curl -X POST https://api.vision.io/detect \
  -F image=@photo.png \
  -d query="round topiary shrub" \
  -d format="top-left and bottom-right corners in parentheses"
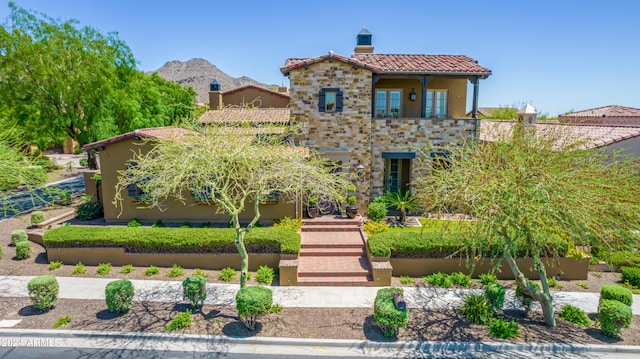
top-left (105, 279), bottom-right (134, 313)
top-left (373, 287), bottom-right (409, 337)
top-left (10, 229), bottom-right (28, 246)
top-left (367, 202), bottom-right (388, 221)
top-left (31, 211), bottom-right (45, 225)
top-left (598, 299), bottom-right (632, 337)
top-left (235, 286), bottom-right (273, 330)
top-left (15, 240), bottom-right (32, 259)
top-left (27, 275), bottom-right (59, 311)
top-left (600, 284), bottom-right (633, 307)
top-left (621, 266), bottom-right (640, 288)
top-left (484, 283), bottom-right (506, 310)
top-left (182, 275), bottom-right (207, 309)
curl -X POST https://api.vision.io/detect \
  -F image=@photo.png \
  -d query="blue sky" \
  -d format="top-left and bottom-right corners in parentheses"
top-left (2, 0), bottom-right (639, 116)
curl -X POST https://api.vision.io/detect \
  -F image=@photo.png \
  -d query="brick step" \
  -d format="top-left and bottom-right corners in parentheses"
top-left (298, 256), bottom-right (371, 277)
top-left (301, 225), bottom-right (360, 232)
top-left (297, 275), bottom-right (374, 287)
top-left (300, 247), bottom-right (365, 256)
top-left (301, 232), bottom-right (364, 246)
top-left (302, 217), bottom-right (361, 226)
top-left (301, 242), bottom-right (365, 250)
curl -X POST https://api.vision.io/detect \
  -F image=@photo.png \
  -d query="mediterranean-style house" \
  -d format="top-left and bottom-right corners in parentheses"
top-left (281, 28), bottom-right (491, 210)
top-left (84, 28), bottom-right (492, 221)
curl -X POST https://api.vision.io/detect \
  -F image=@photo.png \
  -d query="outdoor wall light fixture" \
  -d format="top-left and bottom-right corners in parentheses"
top-left (356, 163), bottom-right (365, 181)
top-left (409, 88), bottom-right (417, 102)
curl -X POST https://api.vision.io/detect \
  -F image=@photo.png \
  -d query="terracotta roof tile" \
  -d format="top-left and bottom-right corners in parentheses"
top-left (353, 54), bottom-right (491, 76)
top-left (281, 53), bottom-right (381, 75)
top-left (560, 105), bottom-right (640, 118)
top-left (480, 120), bottom-right (640, 150)
top-left (197, 107), bottom-right (291, 125)
top-left (83, 127), bottom-right (194, 150)
top-left (223, 84), bottom-right (289, 99)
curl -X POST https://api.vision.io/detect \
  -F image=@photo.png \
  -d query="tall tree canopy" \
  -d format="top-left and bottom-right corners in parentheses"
top-left (0, 2), bottom-right (196, 148)
top-left (417, 123), bottom-right (640, 327)
top-left (114, 124), bottom-right (350, 288)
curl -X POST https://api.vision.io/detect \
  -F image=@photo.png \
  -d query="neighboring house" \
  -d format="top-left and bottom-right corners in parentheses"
top-left (281, 28), bottom-right (491, 208)
top-left (480, 105), bottom-right (640, 158)
top-left (558, 105), bottom-right (640, 127)
top-left (208, 82), bottom-right (289, 109)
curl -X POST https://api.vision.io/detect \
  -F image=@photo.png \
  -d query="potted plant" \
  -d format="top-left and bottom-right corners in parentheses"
top-left (307, 195), bottom-right (318, 218)
top-left (345, 184), bottom-right (357, 218)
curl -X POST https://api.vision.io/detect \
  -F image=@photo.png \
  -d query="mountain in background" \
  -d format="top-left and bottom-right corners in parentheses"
top-left (150, 58), bottom-right (269, 104)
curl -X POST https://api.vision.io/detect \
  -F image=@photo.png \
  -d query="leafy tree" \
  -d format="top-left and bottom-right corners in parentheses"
top-left (114, 124), bottom-right (349, 288)
top-left (0, 3), bottom-right (196, 147)
top-left (416, 122), bottom-right (640, 327)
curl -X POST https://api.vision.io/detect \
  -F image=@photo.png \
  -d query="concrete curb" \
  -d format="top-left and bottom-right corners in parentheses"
top-left (2, 329), bottom-right (640, 355)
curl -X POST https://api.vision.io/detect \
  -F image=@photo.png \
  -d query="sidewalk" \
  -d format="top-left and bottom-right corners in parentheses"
top-left (2, 275), bottom-right (640, 314)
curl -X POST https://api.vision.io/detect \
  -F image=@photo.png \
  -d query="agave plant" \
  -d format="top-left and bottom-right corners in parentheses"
top-left (383, 190), bottom-right (420, 223)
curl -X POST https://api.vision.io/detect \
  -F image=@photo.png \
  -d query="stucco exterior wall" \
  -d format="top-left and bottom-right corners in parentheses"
top-left (288, 60), bottom-right (373, 209)
top-left (97, 138), bottom-right (296, 223)
top-left (223, 87), bottom-right (289, 108)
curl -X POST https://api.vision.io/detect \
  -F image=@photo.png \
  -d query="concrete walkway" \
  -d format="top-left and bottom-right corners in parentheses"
top-left (2, 275), bottom-right (640, 314)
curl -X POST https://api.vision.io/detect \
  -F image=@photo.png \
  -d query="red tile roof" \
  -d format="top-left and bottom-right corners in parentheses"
top-left (197, 107), bottom-right (291, 125)
top-left (560, 105), bottom-right (640, 118)
top-left (281, 53), bottom-right (382, 75)
top-left (558, 106), bottom-right (640, 127)
top-left (353, 54), bottom-right (491, 76)
top-left (223, 84), bottom-right (290, 99)
top-left (83, 127), bottom-right (194, 150)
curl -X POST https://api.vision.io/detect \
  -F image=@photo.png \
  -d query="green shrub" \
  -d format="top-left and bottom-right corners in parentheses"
top-left (363, 220), bottom-right (390, 237)
top-left (97, 263), bottom-right (112, 276)
top-left (31, 211), bottom-right (45, 225)
top-left (600, 284), bottom-right (633, 307)
top-left (367, 227), bottom-right (570, 257)
top-left (167, 264), bottom-right (185, 278)
top-left (35, 156), bottom-right (58, 171)
top-left (76, 202), bottom-right (103, 220)
top-left (460, 293), bottom-right (493, 325)
top-left (268, 304), bottom-right (283, 314)
top-left (52, 189), bottom-right (72, 206)
top-left (479, 273), bottom-right (498, 286)
top-left (79, 158), bottom-right (88, 167)
top-left (182, 275), bottom-right (207, 309)
top-left (399, 276), bottom-right (415, 285)
top-left (515, 281), bottom-right (540, 313)
top-left (105, 279), bottom-right (134, 313)
top-left (165, 309), bottom-right (193, 332)
top-left (200, 222), bottom-right (211, 228)
top-left (48, 261), bottom-right (63, 271)
top-left (193, 268), bottom-right (207, 277)
top-left (598, 299), bottom-right (632, 336)
top-left (144, 265), bottom-right (159, 277)
top-left (484, 283), bottom-right (505, 310)
top-left (488, 319), bottom-right (520, 339)
top-left (151, 220), bottom-right (164, 228)
top-left (424, 272), bottom-right (452, 288)
top-left (72, 262), bottom-right (87, 275)
top-left (10, 230), bottom-right (28, 245)
top-left (43, 226), bottom-right (301, 254)
top-left (120, 264), bottom-right (135, 274)
top-left (16, 240), bottom-right (32, 259)
top-left (621, 266), bottom-right (640, 288)
top-left (127, 219), bottom-right (142, 227)
top-left (219, 267), bottom-right (237, 282)
top-left (608, 251), bottom-right (640, 268)
top-left (559, 304), bottom-right (591, 326)
top-left (272, 216), bottom-right (303, 231)
top-left (27, 275), bottom-right (59, 311)
top-left (366, 202), bottom-right (388, 221)
top-left (53, 316), bottom-right (72, 328)
top-left (236, 286), bottom-right (273, 330)
top-left (450, 272), bottom-right (471, 287)
top-left (180, 222), bottom-right (192, 228)
top-left (255, 265), bottom-right (275, 285)
top-left (373, 287), bottom-right (409, 337)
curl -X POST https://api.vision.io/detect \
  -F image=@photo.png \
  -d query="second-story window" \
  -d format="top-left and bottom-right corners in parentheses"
top-left (318, 88), bottom-right (343, 113)
top-left (375, 89), bottom-right (402, 118)
top-left (425, 90), bottom-right (448, 118)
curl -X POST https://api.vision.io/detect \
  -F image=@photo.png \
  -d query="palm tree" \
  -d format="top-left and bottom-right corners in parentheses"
top-left (383, 190), bottom-right (420, 223)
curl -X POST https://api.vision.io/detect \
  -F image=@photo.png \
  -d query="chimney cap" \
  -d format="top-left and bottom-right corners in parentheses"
top-left (210, 79), bottom-right (221, 92)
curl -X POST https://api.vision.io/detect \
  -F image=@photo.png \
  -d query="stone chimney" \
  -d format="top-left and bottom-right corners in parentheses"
top-left (208, 79), bottom-right (223, 110)
top-left (354, 28), bottom-right (374, 54)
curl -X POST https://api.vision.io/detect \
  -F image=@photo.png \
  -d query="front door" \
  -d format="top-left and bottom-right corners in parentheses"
top-left (383, 158), bottom-right (411, 194)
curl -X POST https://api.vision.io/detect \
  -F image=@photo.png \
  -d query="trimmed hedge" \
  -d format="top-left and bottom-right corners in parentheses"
top-left (621, 266), bottom-right (640, 288)
top-left (27, 275), bottom-right (59, 311)
top-left (16, 240), bottom-right (32, 259)
top-left (374, 287), bottom-right (409, 337)
top-left (11, 230), bottom-right (28, 245)
top-left (600, 284), bottom-right (633, 307)
top-left (105, 279), bottom-right (134, 313)
top-left (43, 226), bottom-right (301, 254)
top-left (367, 230), bottom-right (570, 258)
top-left (236, 286), bottom-right (273, 331)
top-left (182, 275), bottom-right (207, 308)
top-left (598, 299), bottom-right (632, 337)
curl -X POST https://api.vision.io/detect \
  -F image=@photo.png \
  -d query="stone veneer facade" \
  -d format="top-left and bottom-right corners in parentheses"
top-left (288, 59), bottom-right (476, 210)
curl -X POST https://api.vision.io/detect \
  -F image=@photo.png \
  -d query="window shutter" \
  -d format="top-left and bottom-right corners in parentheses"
top-left (127, 184), bottom-right (137, 196)
top-left (336, 90), bottom-right (343, 112)
top-left (318, 91), bottom-right (326, 112)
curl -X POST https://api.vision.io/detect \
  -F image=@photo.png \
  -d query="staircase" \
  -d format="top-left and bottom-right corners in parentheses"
top-left (297, 216), bottom-right (373, 286)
